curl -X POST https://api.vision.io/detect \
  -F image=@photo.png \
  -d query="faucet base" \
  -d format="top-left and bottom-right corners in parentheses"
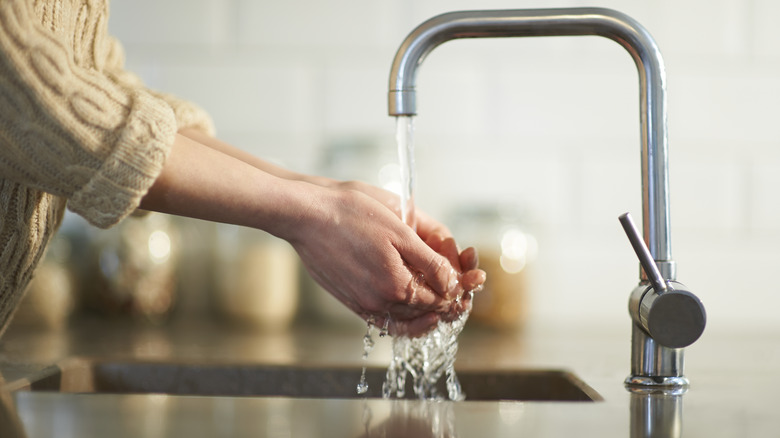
top-left (624, 375), bottom-right (689, 395)
top-left (628, 322), bottom-right (689, 392)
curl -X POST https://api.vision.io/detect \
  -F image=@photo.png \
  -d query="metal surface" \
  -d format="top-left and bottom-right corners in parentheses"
top-left (2, 320), bottom-right (779, 437)
top-left (621, 215), bottom-right (706, 351)
top-left (619, 213), bottom-right (668, 294)
top-left (387, 8), bottom-right (705, 388)
top-left (388, 7), bottom-right (671, 262)
top-left (630, 391), bottom-right (684, 438)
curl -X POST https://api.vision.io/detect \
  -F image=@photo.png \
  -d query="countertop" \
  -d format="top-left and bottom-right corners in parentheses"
top-left (0, 317), bottom-right (777, 437)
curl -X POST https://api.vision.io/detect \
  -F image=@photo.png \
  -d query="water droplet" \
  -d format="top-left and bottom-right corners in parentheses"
top-left (356, 376), bottom-right (369, 395)
top-left (379, 315), bottom-right (390, 337)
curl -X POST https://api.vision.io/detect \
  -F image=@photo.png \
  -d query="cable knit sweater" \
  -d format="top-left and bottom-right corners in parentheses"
top-left (0, 0), bottom-right (214, 335)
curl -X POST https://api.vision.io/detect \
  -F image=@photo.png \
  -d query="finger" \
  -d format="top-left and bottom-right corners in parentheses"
top-left (389, 273), bottom-right (451, 316)
top-left (425, 232), bottom-right (446, 254)
top-left (395, 235), bottom-right (459, 300)
top-left (459, 246), bottom-right (479, 272)
top-left (439, 237), bottom-right (462, 272)
top-left (415, 210), bottom-right (453, 240)
top-left (461, 269), bottom-right (486, 293)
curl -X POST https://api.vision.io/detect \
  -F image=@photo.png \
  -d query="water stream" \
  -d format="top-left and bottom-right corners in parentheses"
top-left (356, 116), bottom-right (473, 401)
top-left (396, 116), bottom-right (417, 230)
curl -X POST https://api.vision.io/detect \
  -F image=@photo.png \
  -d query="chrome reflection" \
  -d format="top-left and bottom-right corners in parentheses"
top-left (630, 388), bottom-right (685, 438)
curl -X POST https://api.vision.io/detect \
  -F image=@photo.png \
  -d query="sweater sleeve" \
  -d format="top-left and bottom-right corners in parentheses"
top-left (0, 0), bottom-right (177, 229)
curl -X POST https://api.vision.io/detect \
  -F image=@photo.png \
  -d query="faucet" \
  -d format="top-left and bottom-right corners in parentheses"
top-left (387, 8), bottom-right (706, 390)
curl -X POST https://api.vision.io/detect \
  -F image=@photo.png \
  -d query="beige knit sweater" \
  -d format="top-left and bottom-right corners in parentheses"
top-left (0, 0), bottom-right (214, 336)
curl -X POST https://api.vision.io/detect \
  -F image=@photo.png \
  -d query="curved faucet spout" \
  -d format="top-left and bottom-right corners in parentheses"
top-left (387, 8), bottom-right (707, 389)
top-left (388, 7), bottom-right (672, 270)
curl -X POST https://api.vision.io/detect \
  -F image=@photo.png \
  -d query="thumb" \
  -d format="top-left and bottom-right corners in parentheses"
top-left (395, 232), bottom-right (460, 300)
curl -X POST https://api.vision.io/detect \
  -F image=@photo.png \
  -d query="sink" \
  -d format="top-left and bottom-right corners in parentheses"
top-left (12, 358), bottom-right (601, 402)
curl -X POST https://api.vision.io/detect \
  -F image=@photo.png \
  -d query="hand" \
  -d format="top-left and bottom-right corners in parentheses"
top-left (330, 181), bottom-right (486, 331)
top-left (289, 187), bottom-right (465, 336)
top-left (425, 232), bottom-right (485, 321)
top-left (333, 180), bottom-right (452, 240)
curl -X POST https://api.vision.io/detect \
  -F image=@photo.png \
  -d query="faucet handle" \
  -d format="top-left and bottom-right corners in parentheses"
top-left (620, 212), bottom-right (706, 349)
top-left (618, 212), bottom-right (668, 291)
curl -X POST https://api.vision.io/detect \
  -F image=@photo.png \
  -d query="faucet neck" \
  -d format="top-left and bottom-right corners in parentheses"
top-left (388, 8), bottom-right (702, 388)
top-left (388, 7), bottom-right (672, 263)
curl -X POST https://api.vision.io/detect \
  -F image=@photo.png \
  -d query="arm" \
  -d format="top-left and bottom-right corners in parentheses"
top-left (178, 128), bottom-right (455, 245)
top-left (140, 134), bottom-right (484, 336)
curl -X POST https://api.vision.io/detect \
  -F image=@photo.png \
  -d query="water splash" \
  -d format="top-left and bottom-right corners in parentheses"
top-left (381, 292), bottom-right (473, 401)
top-left (357, 320), bottom-right (376, 395)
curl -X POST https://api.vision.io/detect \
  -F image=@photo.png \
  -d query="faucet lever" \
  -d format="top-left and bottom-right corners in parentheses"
top-left (620, 212), bottom-right (706, 350)
top-left (619, 212), bottom-right (668, 292)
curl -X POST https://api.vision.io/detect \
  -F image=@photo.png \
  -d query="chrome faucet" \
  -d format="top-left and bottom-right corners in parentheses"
top-left (387, 8), bottom-right (706, 390)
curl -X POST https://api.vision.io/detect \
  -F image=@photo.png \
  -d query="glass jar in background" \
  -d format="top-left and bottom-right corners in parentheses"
top-left (11, 231), bottom-right (76, 330)
top-left (449, 204), bottom-right (537, 331)
top-left (212, 224), bottom-right (299, 330)
top-left (82, 211), bottom-right (180, 323)
top-left (298, 265), bottom-right (364, 330)
top-left (171, 217), bottom-right (217, 321)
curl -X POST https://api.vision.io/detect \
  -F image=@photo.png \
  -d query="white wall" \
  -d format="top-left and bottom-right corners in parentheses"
top-left (108, 0), bottom-right (780, 332)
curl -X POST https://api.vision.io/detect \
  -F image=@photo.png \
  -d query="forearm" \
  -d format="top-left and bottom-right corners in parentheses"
top-left (178, 128), bottom-right (335, 187)
top-left (178, 129), bottom-right (454, 240)
top-left (139, 133), bottom-right (323, 241)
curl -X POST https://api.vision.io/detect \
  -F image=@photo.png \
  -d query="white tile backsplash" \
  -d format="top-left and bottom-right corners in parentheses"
top-left (235, 0), bottom-right (402, 49)
top-left (110, 0), bottom-right (234, 46)
top-left (752, 0), bottom-right (780, 58)
top-left (748, 161), bottom-right (780, 232)
top-left (109, 0), bottom-right (780, 328)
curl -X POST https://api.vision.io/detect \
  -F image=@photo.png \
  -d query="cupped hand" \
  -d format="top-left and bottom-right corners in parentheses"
top-left (289, 187), bottom-right (463, 335)
top-left (310, 182), bottom-right (486, 337)
top-left (334, 180), bottom-right (486, 294)
top-left (424, 233), bottom-right (486, 321)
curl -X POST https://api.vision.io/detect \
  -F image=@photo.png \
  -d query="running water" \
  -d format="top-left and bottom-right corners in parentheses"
top-left (396, 116), bottom-right (416, 230)
top-left (354, 116), bottom-right (474, 401)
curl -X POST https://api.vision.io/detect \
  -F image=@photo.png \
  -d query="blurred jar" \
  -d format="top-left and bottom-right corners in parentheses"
top-left (171, 218), bottom-right (217, 320)
top-left (12, 232), bottom-right (75, 330)
top-left (450, 204), bottom-right (537, 331)
top-left (212, 224), bottom-right (299, 330)
top-left (83, 211), bottom-right (180, 323)
top-left (298, 264), bottom-right (364, 329)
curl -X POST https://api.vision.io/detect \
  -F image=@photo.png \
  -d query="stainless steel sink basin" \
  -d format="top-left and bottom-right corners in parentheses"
top-left (14, 358), bottom-right (601, 402)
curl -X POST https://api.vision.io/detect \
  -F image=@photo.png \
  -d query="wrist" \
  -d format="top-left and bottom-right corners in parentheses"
top-left (260, 180), bottom-right (334, 243)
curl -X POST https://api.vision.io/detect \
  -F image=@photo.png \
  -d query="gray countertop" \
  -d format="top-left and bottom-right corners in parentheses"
top-left (0, 317), bottom-right (777, 437)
